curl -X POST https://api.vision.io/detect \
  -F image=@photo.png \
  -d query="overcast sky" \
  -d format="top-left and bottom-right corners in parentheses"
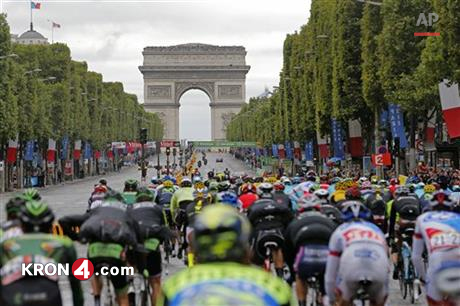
top-left (3, 0), bottom-right (311, 140)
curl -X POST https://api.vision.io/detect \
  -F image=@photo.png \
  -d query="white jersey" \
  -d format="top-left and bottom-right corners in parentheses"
top-left (328, 221), bottom-right (387, 255)
top-left (412, 211), bottom-right (460, 302)
top-left (413, 211), bottom-right (460, 254)
top-left (325, 221), bottom-right (389, 303)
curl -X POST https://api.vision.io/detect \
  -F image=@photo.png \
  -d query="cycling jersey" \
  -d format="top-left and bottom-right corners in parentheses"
top-left (129, 201), bottom-right (166, 240)
top-left (158, 262), bottom-right (292, 306)
top-left (388, 195), bottom-right (421, 239)
top-left (325, 221), bottom-right (389, 304)
top-left (0, 233), bottom-right (83, 306)
top-left (156, 190), bottom-right (174, 207)
top-left (0, 220), bottom-right (23, 243)
top-left (122, 191), bottom-right (137, 205)
top-left (170, 187), bottom-right (194, 218)
top-left (239, 193), bottom-right (259, 210)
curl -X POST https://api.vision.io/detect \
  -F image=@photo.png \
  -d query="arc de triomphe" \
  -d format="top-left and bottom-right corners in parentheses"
top-left (139, 43), bottom-right (250, 140)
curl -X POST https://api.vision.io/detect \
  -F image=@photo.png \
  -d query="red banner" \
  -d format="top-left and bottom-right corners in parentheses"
top-left (319, 144), bottom-right (329, 158)
top-left (348, 137), bottom-right (363, 157)
top-left (47, 150), bottom-right (56, 162)
top-left (73, 149), bottom-right (81, 160)
top-left (6, 147), bottom-right (17, 164)
top-left (371, 153), bottom-right (392, 166)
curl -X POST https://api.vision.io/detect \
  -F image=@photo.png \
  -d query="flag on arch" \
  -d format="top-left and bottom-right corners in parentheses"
top-left (31, 2), bottom-right (41, 9)
top-left (439, 80), bottom-right (460, 139)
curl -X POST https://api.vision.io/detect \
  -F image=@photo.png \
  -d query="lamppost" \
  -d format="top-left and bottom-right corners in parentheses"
top-left (0, 53), bottom-right (18, 60)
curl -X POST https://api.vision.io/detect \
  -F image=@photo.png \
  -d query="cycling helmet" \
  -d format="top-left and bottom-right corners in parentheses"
top-left (241, 183), bottom-right (256, 194)
top-left (378, 180), bottom-right (389, 187)
top-left (99, 178), bottom-right (108, 186)
top-left (314, 188), bottom-right (329, 200)
top-left (265, 176), bottom-right (277, 184)
top-left (390, 178), bottom-right (399, 185)
top-left (208, 181), bottom-right (219, 193)
top-left (19, 201), bottom-right (55, 233)
top-left (181, 177), bottom-right (192, 188)
top-left (292, 176), bottom-right (302, 184)
top-left (6, 196), bottom-right (26, 218)
top-left (136, 187), bottom-right (154, 202)
top-left (452, 185), bottom-right (460, 192)
top-left (192, 205), bottom-right (251, 263)
top-left (423, 184), bottom-right (435, 194)
top-left (163, 180), bottom-right (174, 188)
top-left (124, 179), bottom-right (139, 192)
top-left (340, 200), bottom-right (372, 222)
top-left (93, 184), bottom-right (108, 194)
top-left (218, 181), bottom-right (231, 192)
top-left (104, 190), bottom-right (125, 203)
top-left (282, 178), bottom-right (292, 186)
top-left (192, 176), bottom-right (202, 184)
top-left (273, 182), bottom-right (285, 192)
top-left (358, 177), bottom-right (368, 183)
top-left (428, 190), bottom-right (454, 211)
top-left (321, 204), bottom-right (342, 224)
top-left (361, 181), bottom-right (372, 190)
top-left (218, 192), bottom-right (239, 208)
top-left (297, 194), bottom-right (321, 213)
top-left (345, 187), bottom-right (362, 201)
top-left (22, 188), bottom-right (41, 201)
top-left (257, 182), bottom-right (273, 195)
top-left (306, 171), bottom-right (316, 182)
top-left (151, 177), bottom-right (161, 185)
top-left (394, 186), bottom-right (410, 198)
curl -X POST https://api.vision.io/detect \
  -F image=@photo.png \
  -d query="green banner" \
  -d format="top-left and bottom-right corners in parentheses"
top-left (189, 141), bottom-right (257, 148)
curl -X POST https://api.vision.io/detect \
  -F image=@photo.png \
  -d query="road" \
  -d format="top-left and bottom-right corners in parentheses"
top-left (0, 153), bottom-right (427, 305)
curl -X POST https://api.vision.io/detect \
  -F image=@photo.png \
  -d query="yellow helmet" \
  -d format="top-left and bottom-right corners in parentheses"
top-left (424, 184), bottom-right (435, 194)
top-left (265, 176), bottom-right (278, 184)
top-left (163, 180), bottom-right (174, 188)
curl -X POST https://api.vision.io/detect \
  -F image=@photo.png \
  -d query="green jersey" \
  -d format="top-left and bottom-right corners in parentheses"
top-left (122, 191), bottom-right (137, 205)
top-left (158, 262), bottom-right (292, 306)
top-left (170, 187), bottom-right (194, 217)
top-left (0, 233), bottom-right (83, 306)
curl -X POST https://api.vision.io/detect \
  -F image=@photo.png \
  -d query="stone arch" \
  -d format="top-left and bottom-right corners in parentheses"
top-left (140, 43), bottom-right (250, 140)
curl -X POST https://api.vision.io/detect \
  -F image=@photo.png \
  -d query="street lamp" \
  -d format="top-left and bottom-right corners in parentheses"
top-left (356, 0), bottom-right (382, 6)
top-left (24, 68), bottom-right (42, 75)
top-left (39, 76), bottom-right (56, 82)
top-left (0, 53), bottom-right (18, 60)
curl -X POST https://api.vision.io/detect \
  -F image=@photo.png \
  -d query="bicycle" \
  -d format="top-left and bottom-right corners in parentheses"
top-left (94, 263), bottom-right (116, 306)
top-left (128, 270), bottom-right (150, 306)
top-left (397, 227), bottom-right (421, 303)
top-left (353, 279), bottom-right (372, 306)
top-left (305, 275), bottom-right (323, 306)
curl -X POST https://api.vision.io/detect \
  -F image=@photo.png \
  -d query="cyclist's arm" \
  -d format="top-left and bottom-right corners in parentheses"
top-left (412, 220), bottom-right (426, 281)
top-left (170, 192), bottom-right (179, 217)
top-left (325, 231), bottom-right (342, 304)
top-left (58, 213), bottom-right (87, 240)
top-left (388, 201), bottom-right (397, 239)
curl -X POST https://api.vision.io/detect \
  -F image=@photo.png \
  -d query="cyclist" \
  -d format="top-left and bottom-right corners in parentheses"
top-left (155, 180), bottom-right (176, 207)
top-left (157, 205), bottom-right (293, 306)
top-left (325, 201), bottom-right (389, 306)
top-left (273, 182), bottom-right (292, 209)
top-left (130, 187), bottom-right (171, 305)
top-left (0, 201), bottom-right (83, 306)
top-left (21, 188), bottom-right (41, 201)
top-left (123, 179), bottom-right (139, 205)
top-left (387, 186), bottom-right (421, 279)
top-left (247, 196), bottom-right (293, 278)
top-left (257, 182), bottom-right (275, 199)
top-left (412, 190), bottom-right (460, 306)
top-left (88, 183), bottom-right (108, 210)
top-left (284, 195), bottom-right (338, 306)
top-left (239, 183), bottom-right (259, 211)
top-left (1, 196), bottom-right (25, 241)
top-left (60, 191), bottom-right (139, 306)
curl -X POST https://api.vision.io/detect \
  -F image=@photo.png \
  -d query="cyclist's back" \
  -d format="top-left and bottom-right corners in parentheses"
top-left (1, 201), bottom-right (83, 306)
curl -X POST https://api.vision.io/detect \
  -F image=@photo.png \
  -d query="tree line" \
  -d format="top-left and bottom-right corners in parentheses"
top-left (0, 14), bottom-right (163, 159)
top-left (226, 0), bottom-right (459, 153)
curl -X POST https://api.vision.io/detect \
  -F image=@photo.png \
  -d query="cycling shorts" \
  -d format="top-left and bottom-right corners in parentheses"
top-left (336, 243), bottom-right (389, 304)
top-left (1, 277), bottom-right (62, 306)
top-left (92, 258), bottom-right (129, 294)
top-left (294, 244), bottom-right (328, 282)
top-left (138, 250), bottom-right (162, 278)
